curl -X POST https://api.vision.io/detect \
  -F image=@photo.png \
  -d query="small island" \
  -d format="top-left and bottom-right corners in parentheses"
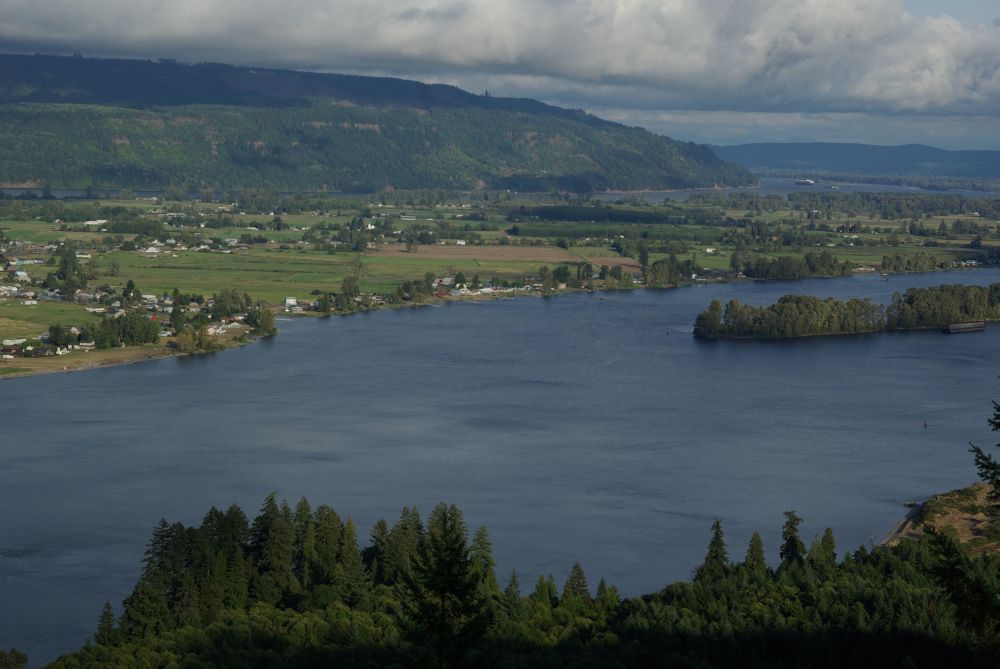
top-left (693, 283), bottom-right (1000, 339)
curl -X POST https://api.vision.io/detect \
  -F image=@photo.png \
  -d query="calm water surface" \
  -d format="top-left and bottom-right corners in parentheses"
top-left (592, 177), bottom-right (1000, 201)
top-left (3, 269), bottom-right (1000, 665)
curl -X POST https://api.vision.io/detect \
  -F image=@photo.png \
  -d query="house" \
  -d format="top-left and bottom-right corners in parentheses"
top-left (14, 271), bottom-right (29, 282)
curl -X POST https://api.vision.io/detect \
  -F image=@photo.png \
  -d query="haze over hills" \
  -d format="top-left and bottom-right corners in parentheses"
top-left (0, 53), bottom-right (753, 193)
top-left (713, 142), bottom-right (1000, 179)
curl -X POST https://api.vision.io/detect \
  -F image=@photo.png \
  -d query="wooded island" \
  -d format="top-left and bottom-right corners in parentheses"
top-left (694, 283), bottom-right (1000, 339)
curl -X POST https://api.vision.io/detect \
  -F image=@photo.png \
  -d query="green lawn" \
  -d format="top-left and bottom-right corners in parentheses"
top-left (0, 300), bottom-right (100, 339)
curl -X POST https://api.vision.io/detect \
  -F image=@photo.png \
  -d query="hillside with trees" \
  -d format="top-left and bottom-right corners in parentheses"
top-left (0, 53), bottom-right (753, 194)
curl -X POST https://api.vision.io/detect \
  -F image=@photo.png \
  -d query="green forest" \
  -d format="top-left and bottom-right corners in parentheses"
top-left (30, 492), bottom-right (1000, 668)
top-left (694, 283), bottom-right (1000, 339)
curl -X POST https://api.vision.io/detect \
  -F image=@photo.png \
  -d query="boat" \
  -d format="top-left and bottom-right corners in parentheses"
top-left (793, 179), bottom-right (816, 186)
top-left (942, 321), bottom-right (985, 334)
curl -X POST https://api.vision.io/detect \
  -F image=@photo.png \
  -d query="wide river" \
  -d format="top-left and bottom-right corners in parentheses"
top-left (3, 268), bottom-right (1000, 665)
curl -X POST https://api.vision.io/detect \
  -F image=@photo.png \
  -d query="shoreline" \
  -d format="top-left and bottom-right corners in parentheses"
top-left (2, 264), bottom-right (995, 382)
top-left (881, 482), bottom-right (999, 554)
top-left (0, 334), bottom-right (257, 382)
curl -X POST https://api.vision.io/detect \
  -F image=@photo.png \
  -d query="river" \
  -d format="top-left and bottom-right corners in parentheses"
top-left (3, 268), bottom-right (1000, 665)
top-left (590, 177), bottom-right (1000, 202)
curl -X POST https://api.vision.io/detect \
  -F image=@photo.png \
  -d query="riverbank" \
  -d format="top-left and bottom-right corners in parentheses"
top-left (0, 287), bottom-right (587, 381)
top-left (0, 330), bottom-right (255, 381)
top-left (1, 265), bottom-right (995, 381)
top-left (882, 482), bottom-right (1000, 555)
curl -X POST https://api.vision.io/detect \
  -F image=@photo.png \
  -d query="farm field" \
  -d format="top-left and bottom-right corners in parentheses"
top-left (2, 189), bottom-right (998, 378)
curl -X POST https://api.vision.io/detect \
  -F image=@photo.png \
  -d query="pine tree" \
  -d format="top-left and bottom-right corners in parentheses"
top-left (337, 518), bottom-right (371, 609)
top-left (386, 506), bottom-right (424, 584)
top-left (595, 578), bottom-right (620, 612)
top-left (292, 497), bottom-right (317, 591)
top-left (313, 505), bottom-right (343, 584)
top-left (402, 503), bottom-right (487, 668)
top-left (94, 601), bottom-right (118, 646)
top-left (744, 531), bottom-right (767, 574)
top-left (780, 511), bottom-right (806, 569)
top-left (363, 518), bottom-right (391, 584)
top-left (530, 574), bottom-right (559, 609)
top-left (500, 569), bottom-right (525, 621)
top-left (247, 493), bottom-right (296, 605)
top-left (119, 572), bottom-right (171, 640)
top-left (562, 562), bottom-right (592, 603)
top-left (470, 527), bottom-right (500, 599)
top-left (808, 528), bottom-right (837, 576)
top-left (142, 519), bottom-right (174, 576)
top-left (696, 518), bottom-right (729, 582)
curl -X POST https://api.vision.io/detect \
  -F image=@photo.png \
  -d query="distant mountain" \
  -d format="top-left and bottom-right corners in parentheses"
top-left (713, 142), bottom-right (1000, 179)
top-left (0, 53), bottom-right (753, 193)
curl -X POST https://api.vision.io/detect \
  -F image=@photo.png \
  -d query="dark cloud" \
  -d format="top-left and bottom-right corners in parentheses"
top-left (1, 0), bottom-right (997, 146)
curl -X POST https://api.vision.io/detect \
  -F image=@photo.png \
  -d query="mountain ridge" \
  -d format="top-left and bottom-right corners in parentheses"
top-left (0, 53), bottom-right (753, 193)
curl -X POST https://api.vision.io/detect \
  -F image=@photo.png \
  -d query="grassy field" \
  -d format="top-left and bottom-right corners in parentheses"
top-left (72, 243), bottom-right (585, 301)
top-left (0, 300), bottom-right (101, 339)
top-left (0, 220), bottom-right (113, 244)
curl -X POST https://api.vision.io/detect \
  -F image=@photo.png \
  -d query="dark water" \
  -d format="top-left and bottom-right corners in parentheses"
top-left (3, 269), bottom-right (1000, 665)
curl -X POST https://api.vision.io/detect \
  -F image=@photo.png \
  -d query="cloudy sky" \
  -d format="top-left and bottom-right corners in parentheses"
top-left (1, 0), bottom-right (998, 148)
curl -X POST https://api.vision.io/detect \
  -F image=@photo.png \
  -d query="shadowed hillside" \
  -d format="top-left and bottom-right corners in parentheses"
top-left (0, 53), bottom-right (753, 193)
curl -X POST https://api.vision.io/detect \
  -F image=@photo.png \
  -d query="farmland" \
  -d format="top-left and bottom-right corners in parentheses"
top-left (2, 188), bottom-right (998, 377)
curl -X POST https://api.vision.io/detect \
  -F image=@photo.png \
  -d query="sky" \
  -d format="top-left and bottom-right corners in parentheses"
top-left (0, 0), bottom-right (998, 149)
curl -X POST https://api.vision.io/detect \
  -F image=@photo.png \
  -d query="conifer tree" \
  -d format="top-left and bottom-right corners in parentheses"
top-left (531, 574), bottom-right (559, 609)
top-left (562, 562), bottom-right (592, 603)
top-left (808, 528), bottom-right (837, 576)
top-left (696, 518), bottom-right (729, 582)
top-left (500, 569), bottom-right (525, 621)
top-left (595, 578), bottom-right (620, 612)
top-left (402, 503), bottom-right (487, 668)
top-left (337, 519), bottom-right (371, 609)
top-left (313, 505), bottom-right (343, 584)
top-left (119, 572), bottom-right (171, 640)
top-left (386, 506), bottom-right (424, 584)
top-left (363, 518), bottom-right (391, 584)
top-left (94, 601), bottom-right (118, 646)
top-left (780, 511), bottom-right (806, 569)
top-left (744, 531), bottom-right (767, 574)
top-left (247, 494), bottom-right (296, 605)
top-left (292, 497), bottom-right (317, 591)
top-left (470, 526), bottom-right (500, 599)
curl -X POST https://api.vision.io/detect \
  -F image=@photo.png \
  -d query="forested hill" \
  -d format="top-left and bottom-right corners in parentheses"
top-left (713, 142), bottom-right (1000, 179)
top-left (0, 53), bottom-right (753, 193)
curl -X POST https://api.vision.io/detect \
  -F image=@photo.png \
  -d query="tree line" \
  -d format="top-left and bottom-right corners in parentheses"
top-left (36, 492), bottom-right (1000, 669)
top-left (694, 283), bottom-right (1000, 338)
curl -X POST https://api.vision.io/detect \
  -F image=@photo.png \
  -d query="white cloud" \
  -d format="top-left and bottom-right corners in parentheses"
top-left (1, 0), bottom-right (998, 141)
